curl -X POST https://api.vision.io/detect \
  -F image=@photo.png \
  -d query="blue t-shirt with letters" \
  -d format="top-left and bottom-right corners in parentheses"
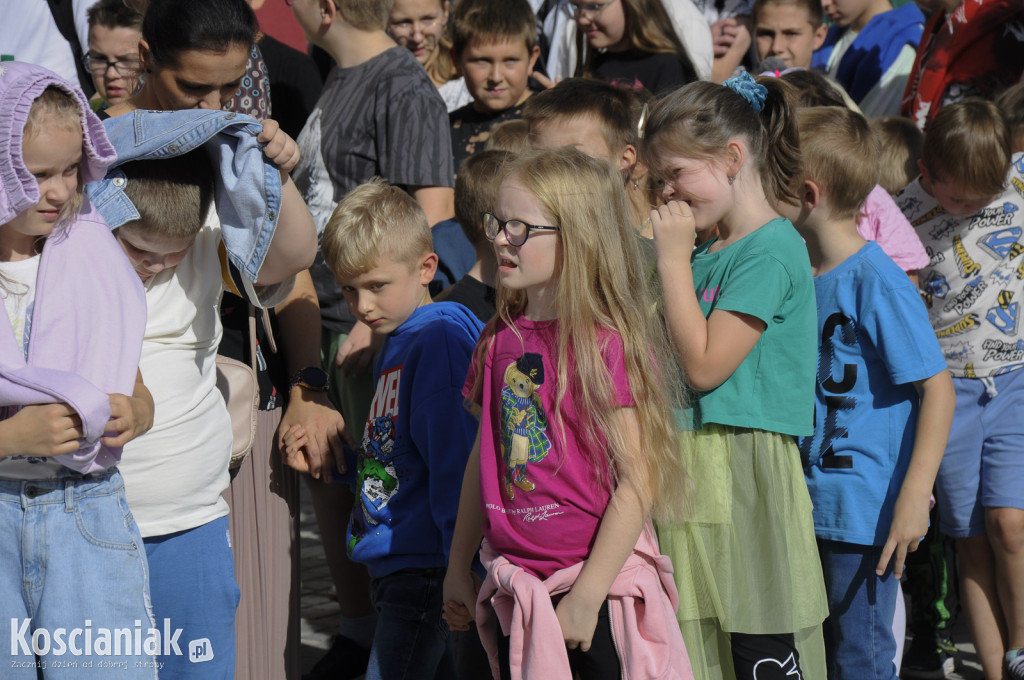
top-left (798, 241), bottom-right (947, 546)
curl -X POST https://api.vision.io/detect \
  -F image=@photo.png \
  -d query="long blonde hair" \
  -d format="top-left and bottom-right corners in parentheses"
top-left (472, 147), bottom-right (687, 521)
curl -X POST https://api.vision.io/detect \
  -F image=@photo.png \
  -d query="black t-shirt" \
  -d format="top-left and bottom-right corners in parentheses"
top-left (593, 49), bottom-right (696, 95)
top-left (437, 275), bottom-right (497, 325)
top-left (449, 99), bottom-right (528, 175)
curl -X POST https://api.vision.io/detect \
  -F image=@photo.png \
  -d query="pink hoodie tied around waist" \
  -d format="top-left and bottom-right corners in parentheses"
top-left (476, 522), bottom-right (693, 680)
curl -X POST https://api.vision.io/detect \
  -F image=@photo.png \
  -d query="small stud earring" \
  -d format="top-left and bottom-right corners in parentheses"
top-left (633, 178), bottom-right (640, 190)
top-left (728, 175), bottom-right (736, 185)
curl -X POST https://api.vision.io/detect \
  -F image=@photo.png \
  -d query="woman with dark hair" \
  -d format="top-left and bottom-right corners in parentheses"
top-left (103, 1), bottom-right (336, 679)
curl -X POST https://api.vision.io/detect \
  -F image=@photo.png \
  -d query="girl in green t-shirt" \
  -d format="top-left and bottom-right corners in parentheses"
top-left (641, 72), bottom-right (828, 680)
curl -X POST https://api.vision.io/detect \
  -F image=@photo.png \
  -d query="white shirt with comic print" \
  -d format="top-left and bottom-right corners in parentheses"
top-left (895, 153), bottom-right (1024, 378)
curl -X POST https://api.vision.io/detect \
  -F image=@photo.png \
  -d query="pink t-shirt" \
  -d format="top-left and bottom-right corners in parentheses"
top-left (856, 185), bottom-right (930, 272)
top-left (463, 316), bottom-right (634, 579)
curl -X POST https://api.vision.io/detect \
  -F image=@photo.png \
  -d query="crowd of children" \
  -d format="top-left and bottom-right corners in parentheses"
top-left (4, 0), bottom-right (1024, 679)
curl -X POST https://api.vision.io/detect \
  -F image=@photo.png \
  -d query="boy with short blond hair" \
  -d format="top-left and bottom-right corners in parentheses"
top-left (810, 0), bottom-right (924, 118)
top-left (752, 0), bottom-right (827, 70)
top-left (794, 106), bottom-right (955, 680)
top-left (307, 178), bottom-right (484, 680)
top-left (894, 98), bottom-right (1024, 680)
top-left (289, 1), bottom-right (456, 669)
top-left (448, 0), bottom-right (540, 171)
top-left (870, 116), bottom-right (922, 194)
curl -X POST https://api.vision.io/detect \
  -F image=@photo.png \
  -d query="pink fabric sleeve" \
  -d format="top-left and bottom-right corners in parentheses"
top-left (856, 185), bottom-right (930, 272)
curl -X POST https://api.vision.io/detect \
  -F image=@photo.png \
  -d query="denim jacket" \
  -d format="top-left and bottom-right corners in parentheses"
top-left (86, 109), bottom-right (281, 282)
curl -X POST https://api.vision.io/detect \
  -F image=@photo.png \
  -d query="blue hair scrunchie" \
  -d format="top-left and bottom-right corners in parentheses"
top-left (723, 71), bottom-right (767, 114)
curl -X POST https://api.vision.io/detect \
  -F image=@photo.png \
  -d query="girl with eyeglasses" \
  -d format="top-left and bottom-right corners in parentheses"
top-left (573, 0), bottom-right (698, 95)
top-left (443, 147), bottom-right (693, 680)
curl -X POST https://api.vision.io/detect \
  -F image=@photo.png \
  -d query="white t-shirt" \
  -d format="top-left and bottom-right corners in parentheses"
top-left (0, 254), bottom-right (39, 358)
top-left (0, 0), bottom-right (97, 85)
top-left (117, 213), bottom-right (291, 537)
top-left (0, 254), bottom-right (64, 480)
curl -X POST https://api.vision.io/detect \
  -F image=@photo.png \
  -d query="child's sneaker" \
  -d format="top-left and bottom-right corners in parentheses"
top-left (1006, 647), bottom-right (1024, 680)
top-left (902, 635), bottom-right (957, 679)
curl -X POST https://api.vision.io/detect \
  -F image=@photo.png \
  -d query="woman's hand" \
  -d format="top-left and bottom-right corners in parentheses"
top-left (258, 119), bottom-right (301, 174)
top-left (278, 390), bottom-right (353, 480)
top-left (0, 404), bottom-right (84, 458)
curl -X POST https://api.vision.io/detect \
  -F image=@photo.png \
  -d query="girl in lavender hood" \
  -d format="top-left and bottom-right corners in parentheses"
top-left (0, 62), bottom-right (155, 678)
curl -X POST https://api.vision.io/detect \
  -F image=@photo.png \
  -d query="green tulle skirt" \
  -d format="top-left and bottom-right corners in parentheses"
top-left (656, 424), bottom-right (828, 679)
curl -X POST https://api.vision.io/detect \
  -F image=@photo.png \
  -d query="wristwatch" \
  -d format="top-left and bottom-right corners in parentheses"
top-left (288, 366), bottom-right (330, 393)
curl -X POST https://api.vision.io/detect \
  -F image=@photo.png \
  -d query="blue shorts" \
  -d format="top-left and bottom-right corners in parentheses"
top-left (935, 369), bottom-right (1024, 538)
top-left (145, 515), bottom-right (240, 679)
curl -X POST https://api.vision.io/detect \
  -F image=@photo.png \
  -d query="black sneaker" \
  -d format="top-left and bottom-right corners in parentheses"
top-left (901, 635), bottom-right (957, 680)
top-left (303, 635), bottom-right (370, 680)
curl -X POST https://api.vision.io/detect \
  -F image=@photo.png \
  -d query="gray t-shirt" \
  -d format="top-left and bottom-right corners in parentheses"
top-left (293, 47), bottom-right (454, 332)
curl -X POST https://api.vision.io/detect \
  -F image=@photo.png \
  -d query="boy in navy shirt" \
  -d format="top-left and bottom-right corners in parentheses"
top-left (792, 106), bottom-right (955, 679)
top-left (284, 178), bottom-right (482, 680)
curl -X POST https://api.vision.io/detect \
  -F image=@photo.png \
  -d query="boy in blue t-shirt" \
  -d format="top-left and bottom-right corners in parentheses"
top-left (792, 106), bottom-right (955, 679)
top-left (283, 179), bottom-right (482, 680)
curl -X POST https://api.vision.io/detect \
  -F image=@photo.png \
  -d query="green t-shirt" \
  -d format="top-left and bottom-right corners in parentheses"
top-left (684, 218), bottom-right (817, 436)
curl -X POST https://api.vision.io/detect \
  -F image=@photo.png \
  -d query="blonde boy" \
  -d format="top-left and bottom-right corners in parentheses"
top-left (894, 99), bottom-right (1024, 680)
top-left (448, 0), bottom-right (540, 171)
top-left (794, 106), bottom-right (954, 679)
top-left (310, 179), bottom-right (483, 680)
top-left (289, 2), bottom-right (456, 669)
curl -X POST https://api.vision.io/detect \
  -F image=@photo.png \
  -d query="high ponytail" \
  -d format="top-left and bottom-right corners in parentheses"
top-left (755, 76), bottom-right (801, 207)
top-left (641, 76), bottom-right (801, 207)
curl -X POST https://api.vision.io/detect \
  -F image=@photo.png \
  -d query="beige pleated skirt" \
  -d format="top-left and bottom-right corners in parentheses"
top-left (224, 408), bottom-right (301, 680)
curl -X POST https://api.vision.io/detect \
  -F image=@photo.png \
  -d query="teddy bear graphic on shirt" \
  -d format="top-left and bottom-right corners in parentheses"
top-left (499, 353), bottom-right (551, 500)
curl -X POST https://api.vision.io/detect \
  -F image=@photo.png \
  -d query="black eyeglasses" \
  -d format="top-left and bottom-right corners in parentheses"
top-left (83, 54), bottom-right (140, 76)
top-left (482, 212), bottom-right (560, 247)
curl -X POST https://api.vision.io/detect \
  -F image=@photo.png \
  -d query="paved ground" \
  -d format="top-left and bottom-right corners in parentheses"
top-left (297, 482), bottom-right (986, 678)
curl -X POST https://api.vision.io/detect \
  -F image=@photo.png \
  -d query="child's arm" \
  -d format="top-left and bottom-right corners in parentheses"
top-left (443, 428), bottom-right (484, 631)
top-left (410, 186), bottom-right (455, 227)
top-left (556, 408), bottom-right (648, 652)
top-left (877, 369), bottom-right (955, 577)
top-left (651, 200), bottom-right (766, 391)
top-left (254, 120), bottom-right (317, 286)
top-left (0, 404), bottom-right (84, 459)
top-left (101, 369), bottom-right (155, 447)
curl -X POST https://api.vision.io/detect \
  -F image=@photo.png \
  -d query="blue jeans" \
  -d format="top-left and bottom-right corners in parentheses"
top-left (144, 515), bottom-right (240, 679)
top-left (366, 567), bottom-right (455, 680)
top-left (818, 539), bottom-right (899, 680)
top-left (0, 469), bottom-right (157, 679)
